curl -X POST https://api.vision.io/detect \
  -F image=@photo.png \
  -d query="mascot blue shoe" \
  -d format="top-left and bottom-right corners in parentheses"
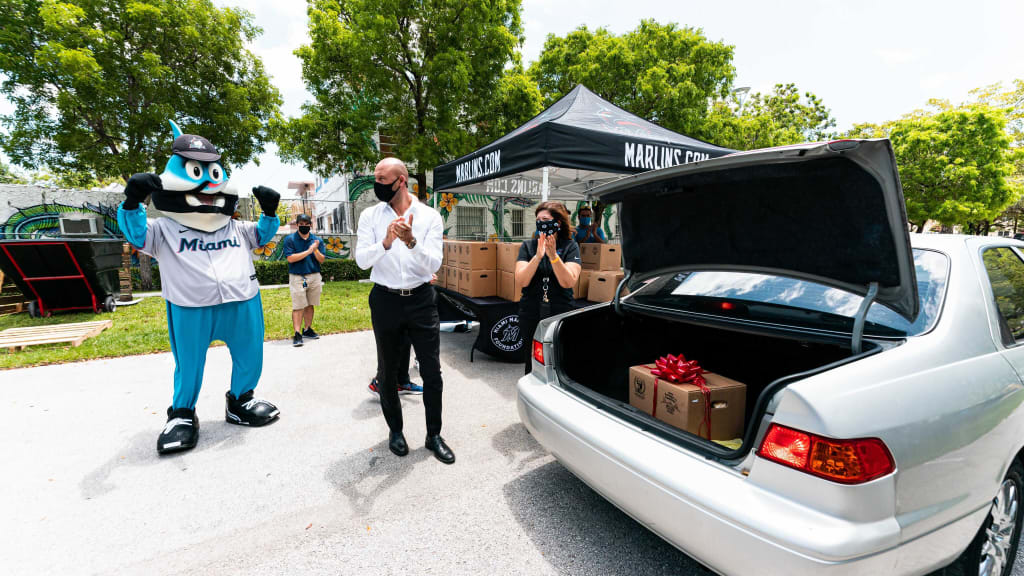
top-left (117, 120), bottom-right (282, 454)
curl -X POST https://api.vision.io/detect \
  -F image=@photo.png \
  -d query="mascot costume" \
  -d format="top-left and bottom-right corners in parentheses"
top-left (117, 120), bottom-right (282, 454)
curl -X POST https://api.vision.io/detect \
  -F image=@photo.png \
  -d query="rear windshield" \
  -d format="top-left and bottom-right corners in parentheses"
top-left (627, 249), bottom-right (949, 337)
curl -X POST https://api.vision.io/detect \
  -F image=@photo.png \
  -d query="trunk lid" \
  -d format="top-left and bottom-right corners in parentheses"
top-left (591, 139), bottom-right (919, 322)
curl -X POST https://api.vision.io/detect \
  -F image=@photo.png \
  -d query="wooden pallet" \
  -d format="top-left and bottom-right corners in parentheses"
top-left (0, 320), bottom-right (112, 351)
top-left (0, 300), bottom-right (30, 316)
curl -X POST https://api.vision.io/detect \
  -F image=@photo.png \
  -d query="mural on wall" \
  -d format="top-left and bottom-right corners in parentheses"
top-left (0, 201), bottom-right (121, 239)
top-left (250, 233), bottom-right (352, 261)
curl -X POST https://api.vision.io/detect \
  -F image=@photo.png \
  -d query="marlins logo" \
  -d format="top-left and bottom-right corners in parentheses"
top-left (189, 138), bottom-right (205, 150)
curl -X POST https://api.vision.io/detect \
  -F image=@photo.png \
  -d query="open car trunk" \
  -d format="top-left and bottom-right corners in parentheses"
top-left (554, 304), bottom-right (883, 457)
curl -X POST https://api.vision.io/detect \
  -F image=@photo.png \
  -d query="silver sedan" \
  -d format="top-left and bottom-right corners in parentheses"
top-left (518, 140), bottom-right (1024, 576)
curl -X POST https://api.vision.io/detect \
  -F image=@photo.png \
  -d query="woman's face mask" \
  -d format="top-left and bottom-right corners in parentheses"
top-left (536, 219), bottom-right (560, 235)
top-left (579, 216), bottom-right (592, 226)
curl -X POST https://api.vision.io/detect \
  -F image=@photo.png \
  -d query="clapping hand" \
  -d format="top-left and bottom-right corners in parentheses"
top-left (384, 217), bottom-right (402, 249)
top-left (310, 239), bottom-right (320, 251)
top-left (537, 233), bottom-right (547, 258)
top-left (395, 213), bottom-right (414, 245)
top-left (544, 232), bottom-right (557, 258)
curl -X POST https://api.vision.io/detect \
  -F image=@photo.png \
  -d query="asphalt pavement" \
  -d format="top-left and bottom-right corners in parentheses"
top-left (2, 329), bottom-right (1024, 576)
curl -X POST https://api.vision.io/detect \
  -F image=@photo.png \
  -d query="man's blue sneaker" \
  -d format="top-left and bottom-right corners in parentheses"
top-left (370, 377), bottom-right (423, 395)
top-left (398, 380), bottom-right (424, 395)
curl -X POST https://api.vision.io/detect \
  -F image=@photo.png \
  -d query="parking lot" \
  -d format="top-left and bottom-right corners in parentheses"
top-left (3, 328), bottom-right (1024, 575)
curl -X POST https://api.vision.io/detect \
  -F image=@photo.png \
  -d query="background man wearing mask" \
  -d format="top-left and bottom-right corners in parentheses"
top-left (355, 157), bottom-right (453, 464)
top-left (573, 204), bottom-right (606, 244)
top-left (284, 213), bottom-right (326, 347)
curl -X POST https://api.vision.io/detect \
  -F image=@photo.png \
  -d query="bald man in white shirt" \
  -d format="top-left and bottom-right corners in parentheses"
top-left (355, 157), bottom-right (454, 464)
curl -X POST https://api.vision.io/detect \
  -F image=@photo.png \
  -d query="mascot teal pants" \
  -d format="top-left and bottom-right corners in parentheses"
top-left (167, 295), bottom-right (264, 410)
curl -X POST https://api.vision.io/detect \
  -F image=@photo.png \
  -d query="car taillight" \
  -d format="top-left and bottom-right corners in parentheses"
top-left (532, 340), bottom-right (545, 365)
top-left (757, 424), bottom-right (894, 484)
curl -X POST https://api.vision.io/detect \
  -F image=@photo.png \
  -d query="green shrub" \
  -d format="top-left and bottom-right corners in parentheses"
top-left (253, 259), bottom-right (368, 285)
top-left (253, 260), bottom-right (289, 285)
top-left (320, 259), bottom-right (370, 282)
top-left (132, 259), bottom-right (368, 290)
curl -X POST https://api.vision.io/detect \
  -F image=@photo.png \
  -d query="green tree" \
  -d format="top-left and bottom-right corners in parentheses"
top-left (703, 83), bottom-right (836, 150)
top-left (849, 104), bottom-right (1022, 233)
top-left (528, 21), bottom-right (735, 140)
top-left (0, 159), bottom-right (28, 184)
top-left (277, 0), bottom-right (539, 196)
top-left (0, 0), bottom-right (282, 181)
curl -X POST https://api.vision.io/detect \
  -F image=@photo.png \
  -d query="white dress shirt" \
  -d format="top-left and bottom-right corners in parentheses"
top-left (355, 194), bottom-right (443, 289)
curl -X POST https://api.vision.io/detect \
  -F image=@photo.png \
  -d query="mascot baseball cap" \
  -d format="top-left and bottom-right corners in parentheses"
top-left (296, 214), bottom-right (312, 224)
top-left (172, 133), bottom-right (221, 162)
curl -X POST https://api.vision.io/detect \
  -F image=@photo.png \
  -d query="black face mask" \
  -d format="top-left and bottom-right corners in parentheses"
top-left (298, 225), bottom-right (310, 235)
top-left (374, 178), bottom-right (400, 203)
top-left (536, 219), bottom-right (560, 235)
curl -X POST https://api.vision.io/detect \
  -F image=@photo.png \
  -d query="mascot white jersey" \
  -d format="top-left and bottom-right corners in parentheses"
top-left (117, 120), bottom-right (282, 454)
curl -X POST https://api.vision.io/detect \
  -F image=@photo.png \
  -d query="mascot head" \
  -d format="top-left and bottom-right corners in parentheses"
top-left (152, 120), bottom-right (238, 232)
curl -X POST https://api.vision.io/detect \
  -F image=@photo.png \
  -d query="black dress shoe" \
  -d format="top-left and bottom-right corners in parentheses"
top-left (425, 434), bottom-right (455, 464)
top-left (389, 431), bottom-right (409, 456)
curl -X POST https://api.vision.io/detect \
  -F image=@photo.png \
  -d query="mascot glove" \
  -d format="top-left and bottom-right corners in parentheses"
top-left (252, 186), bottom-right (281, 217)
top-left (123, 173), bottom-right (162, 210)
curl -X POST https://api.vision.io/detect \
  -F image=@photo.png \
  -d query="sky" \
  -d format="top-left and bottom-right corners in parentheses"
top-left (6, 0), bottom-right (1024, 198)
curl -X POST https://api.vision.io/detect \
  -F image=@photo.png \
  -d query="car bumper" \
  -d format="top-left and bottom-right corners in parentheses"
top-left (516, 374), bottom-right (986, 576)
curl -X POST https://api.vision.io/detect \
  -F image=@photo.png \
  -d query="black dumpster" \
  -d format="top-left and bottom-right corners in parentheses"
top-left (0, 238), bottom-right (123, 317)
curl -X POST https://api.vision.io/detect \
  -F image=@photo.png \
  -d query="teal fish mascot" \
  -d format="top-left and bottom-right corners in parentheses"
top-left (118, 120), bottom-right (282, 454)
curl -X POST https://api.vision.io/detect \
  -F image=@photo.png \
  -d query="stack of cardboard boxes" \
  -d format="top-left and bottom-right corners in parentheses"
top-left (578, 244), bottom-right (625, 303)
top-left (439, 241), bottom-right (498, 298)
top-left (496, 242), bottom-right (524, 302)
top-left (438, 240), bottom-right (625, 303)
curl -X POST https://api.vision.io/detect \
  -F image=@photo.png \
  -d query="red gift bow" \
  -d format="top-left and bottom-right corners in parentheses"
top-left (650, 354), bottom-right (712, 440)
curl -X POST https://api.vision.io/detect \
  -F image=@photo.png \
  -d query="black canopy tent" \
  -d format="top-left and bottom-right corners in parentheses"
top-left (433, 84), bottom-right (734, 202)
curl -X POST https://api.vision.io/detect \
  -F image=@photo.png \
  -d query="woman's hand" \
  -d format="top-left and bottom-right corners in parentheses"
top-left (544, 233), bottom-right (557, 257)
top-left (537, 233), bottom-right (547, 258)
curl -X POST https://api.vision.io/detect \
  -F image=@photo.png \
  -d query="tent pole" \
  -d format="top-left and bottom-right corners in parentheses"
top-left (542, 166), bottom-right (549, 201)
top-left (499, 197), bottom-right (505, 240)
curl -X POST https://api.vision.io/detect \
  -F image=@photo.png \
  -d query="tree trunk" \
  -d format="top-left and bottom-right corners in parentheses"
top-left (138, 194), bottom-right (153, 290)
top-left (415, 171), bottom-right (428, 201)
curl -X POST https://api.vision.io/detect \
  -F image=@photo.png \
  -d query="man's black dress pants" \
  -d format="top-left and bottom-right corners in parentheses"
top-left (369, 284), bottom-right (442, 435)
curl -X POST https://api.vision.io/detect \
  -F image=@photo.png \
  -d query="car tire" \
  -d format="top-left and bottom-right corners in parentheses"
top-left (104, 296), bottom-right (116, 313)
top-left (938, 458), bottom-right (1024, 576)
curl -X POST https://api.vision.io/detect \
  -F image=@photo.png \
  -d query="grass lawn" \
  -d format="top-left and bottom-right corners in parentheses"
top-left (0, 281), bottom-right (372, 370)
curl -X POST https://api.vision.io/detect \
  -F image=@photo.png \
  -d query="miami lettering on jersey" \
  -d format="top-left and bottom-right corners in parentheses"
top-left (178, 236), bottom-right (242, 253)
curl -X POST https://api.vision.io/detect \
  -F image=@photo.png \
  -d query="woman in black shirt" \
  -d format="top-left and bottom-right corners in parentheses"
top-left (516, 201), bottom-right (582, 374)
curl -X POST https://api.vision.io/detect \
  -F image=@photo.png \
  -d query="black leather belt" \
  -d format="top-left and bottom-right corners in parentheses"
top-left (376, 282), bottom-right (431, 296)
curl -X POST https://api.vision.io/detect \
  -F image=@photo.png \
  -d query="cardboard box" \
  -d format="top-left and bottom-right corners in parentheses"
top-left (587, 270), bottom-right (624, 302)
top-left (580, 243), bottom-right (622, 271)
top-left (444, 241), bottom-right (462, 267)
top-left (436, 266), bottom-right (447, 289)
top-left (497, 242), bottom-right (520, 272)
top-left (446, 265), bottom-right (459, 292)
top-left (573, 269), bottom-right (594, 300)
top-left (628, 365), bottom-right (746, 441)
top-left (499, 270), bottom-right (526, 302)
top-left (458, 269), bottom-right (496, 297)
top-left (458, 242), bottom-right (496, 270)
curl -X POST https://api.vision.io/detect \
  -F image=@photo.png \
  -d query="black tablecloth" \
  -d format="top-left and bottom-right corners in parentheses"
top-left (435, 287), bottom-right (592, 362)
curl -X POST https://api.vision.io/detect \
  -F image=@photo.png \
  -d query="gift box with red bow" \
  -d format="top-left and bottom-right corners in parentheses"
top-left (628, 354), bottom-right (746, 441)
